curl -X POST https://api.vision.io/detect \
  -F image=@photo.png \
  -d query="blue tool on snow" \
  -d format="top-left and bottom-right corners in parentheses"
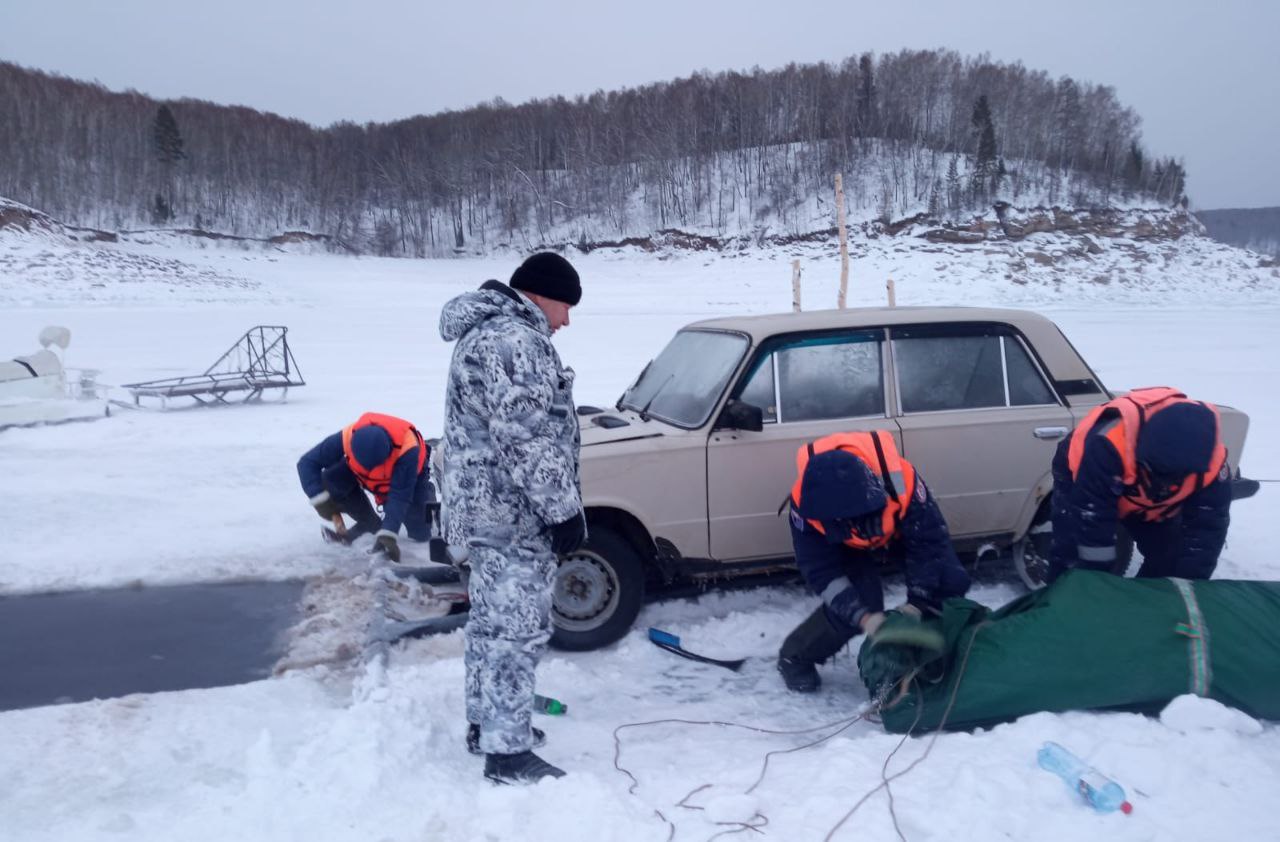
top-left (648, 628), bottom-right (746, 671)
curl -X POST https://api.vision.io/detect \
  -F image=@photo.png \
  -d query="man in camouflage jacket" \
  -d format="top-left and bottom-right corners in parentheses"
top-left (438, 252), bottom-right (585, 784)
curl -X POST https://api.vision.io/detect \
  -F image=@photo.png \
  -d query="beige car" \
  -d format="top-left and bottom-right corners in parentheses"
top-left (536, 306), bottom-right (1254, 650)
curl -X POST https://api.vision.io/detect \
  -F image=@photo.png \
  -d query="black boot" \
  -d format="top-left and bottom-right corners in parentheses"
top-left (466, 723), bottom-right (546, 756)
top-left (777, 656), bottom-right (821, 692)
top-left (777, 605), bottom-right (856, 693)
top-left (484, 751), bottom-right (565, 784)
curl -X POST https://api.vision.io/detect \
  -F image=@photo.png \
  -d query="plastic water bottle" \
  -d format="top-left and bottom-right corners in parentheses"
top-left (534, 694), bottom-right (567, 715)
top-left (1037, 741), bottom-right (1132, 814)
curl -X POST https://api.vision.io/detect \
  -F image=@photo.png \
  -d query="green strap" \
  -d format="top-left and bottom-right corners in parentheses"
top-left (1172, 578), bottom-right (1213, 696)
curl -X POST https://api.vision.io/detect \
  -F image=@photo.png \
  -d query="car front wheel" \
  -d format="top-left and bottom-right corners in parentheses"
top-left (550, 525), bottom-right (645, 651)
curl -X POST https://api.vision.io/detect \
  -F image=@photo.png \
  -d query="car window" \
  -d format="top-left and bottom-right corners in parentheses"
top-left (619, 329), bottom-right (749, 428)
top-left (894, 330), bottom-right (1057, 413)
top-left (895, 335), bottom-right (1003, 412)
top-left (1005, 336), bottom-right (1056, 406)
top-left (737, 355), bottom-right (778, 422)
top-left (738, 332), bottom-right (883, 423)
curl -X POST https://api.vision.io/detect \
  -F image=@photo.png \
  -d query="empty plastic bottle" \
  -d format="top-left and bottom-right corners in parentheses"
top-left (534, 694), bottom-right (567, 715)
top-left (1037, 741), bottom-right (1133, 814)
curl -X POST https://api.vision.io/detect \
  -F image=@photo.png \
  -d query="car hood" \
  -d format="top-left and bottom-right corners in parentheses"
top-left (579, 411), bottom-right (674, 447)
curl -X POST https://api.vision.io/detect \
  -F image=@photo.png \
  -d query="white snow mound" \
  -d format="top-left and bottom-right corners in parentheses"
top-left (1159, 694), bottom-right (1263, 735)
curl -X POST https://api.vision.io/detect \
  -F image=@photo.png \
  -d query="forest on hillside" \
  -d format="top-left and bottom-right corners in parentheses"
top-left (0, 50), bottom-right (1188, 256)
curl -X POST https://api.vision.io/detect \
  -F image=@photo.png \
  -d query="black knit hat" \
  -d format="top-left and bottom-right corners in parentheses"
top-left (798, 450), bottom-right (887, 521)
top-left (1138, 402), bottom-right (1217, 474)
top-left (509, 252), bottom-right (582, 306)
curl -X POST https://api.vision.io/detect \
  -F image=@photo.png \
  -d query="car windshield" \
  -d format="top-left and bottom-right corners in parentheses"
top-left (619, 329), bottom-right (749, 427)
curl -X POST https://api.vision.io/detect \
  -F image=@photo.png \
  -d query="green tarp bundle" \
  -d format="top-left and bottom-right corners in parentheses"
top-left (864, 571), bottom-right (1280, 734)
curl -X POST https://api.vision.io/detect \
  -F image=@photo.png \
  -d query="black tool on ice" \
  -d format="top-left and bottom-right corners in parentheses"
top-left (321, 524), bottom-right (371, 546)
top-left (377, 607), bottom-right (469, 642)
top-left (648, 628), bottom-right (746, 671)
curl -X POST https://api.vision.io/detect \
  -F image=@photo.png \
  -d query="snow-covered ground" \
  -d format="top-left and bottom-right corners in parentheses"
top-left (1, 232), bottom-right (1277, 841)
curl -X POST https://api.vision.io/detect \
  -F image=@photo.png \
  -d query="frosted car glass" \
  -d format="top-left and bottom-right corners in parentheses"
top-left (777, 341), bottom-right (882, 422)
top-left (897, 335), bottom-right (1004, 412)
top-left (1005, 337), bottom-right (1056, 406)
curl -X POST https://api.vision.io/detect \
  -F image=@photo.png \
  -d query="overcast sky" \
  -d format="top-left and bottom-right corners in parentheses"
top-left (3, 1), bottom-right (1276, 209)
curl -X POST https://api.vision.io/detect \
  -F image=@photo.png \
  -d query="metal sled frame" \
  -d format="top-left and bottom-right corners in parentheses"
top-left (123, 325), bottom-right (305, 407)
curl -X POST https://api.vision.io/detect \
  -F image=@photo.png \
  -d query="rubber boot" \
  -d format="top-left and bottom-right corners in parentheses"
top-left (777, 605), bottom-right (856, 693)
top-left (484, 751), bottom-right (565, 784)
top-left (467, 723), bottom-right (546, 756)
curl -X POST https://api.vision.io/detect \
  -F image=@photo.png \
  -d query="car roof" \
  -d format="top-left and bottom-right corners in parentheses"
top-left (684, 305), bottom-right (1058, 340)
top-left (682, 305), bottom-right (1098, 384)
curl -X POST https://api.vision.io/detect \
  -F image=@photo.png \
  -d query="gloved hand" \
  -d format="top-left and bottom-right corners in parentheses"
top-left (858, 641), bottom-right (921, 698)
top-left (821, 511), bottom-right (885, 543)
top-left (849, 511), bottom-right (885, 540)
top-left (867, 607), bottom-right (944, 653)
top-left (311, 491), bottom-right (340, 520)
top-left (547, 512), bottom-right (587, 556)
top-left (369, 530), bottom-right (401, 563)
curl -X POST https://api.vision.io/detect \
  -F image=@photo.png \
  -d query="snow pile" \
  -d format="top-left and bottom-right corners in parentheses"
top-left (0, 197), bottom-right (66, 242)
top-left (1160, 695), bottom-right (1264, 736)
top-left (0, 240), bottom-right (266, 307)
top-left (117, 227), bottom-right (343, 257)
top-left (845, 227), bottom-right (1280, 307)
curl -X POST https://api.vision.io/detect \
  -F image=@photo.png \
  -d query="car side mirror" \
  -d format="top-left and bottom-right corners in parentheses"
top-left (716, 398), bottom-right (764, 432)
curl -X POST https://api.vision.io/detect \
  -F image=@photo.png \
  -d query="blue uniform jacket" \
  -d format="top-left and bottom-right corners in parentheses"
top-left (1052, 434), bottom-right (1230, 577)
top-left (790, 475), bottom-right (969, 626)
top-left (297, 431), bottom-right (425, 535)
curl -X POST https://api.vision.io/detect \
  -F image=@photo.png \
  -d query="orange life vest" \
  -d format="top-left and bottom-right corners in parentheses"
top-left (1066, 387), bottom-right (1226, 522)
top-left (789, 430), bottom-right (917, 549)
top-left (341, 412), bottom-right (427, 504)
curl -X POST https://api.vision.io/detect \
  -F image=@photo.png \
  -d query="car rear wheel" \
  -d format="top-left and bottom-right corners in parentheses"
top-left (1013, 500), bottom-right (1134, 590)
top-left (550, 524), bottom-right (645, 651)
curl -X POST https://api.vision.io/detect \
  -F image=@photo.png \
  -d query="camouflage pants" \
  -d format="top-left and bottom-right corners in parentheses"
top-left (464, 537), bottom-right (557, 754)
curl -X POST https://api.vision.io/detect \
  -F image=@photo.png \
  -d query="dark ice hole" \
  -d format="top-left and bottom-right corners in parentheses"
top-left (0, 580), bottom-right (303, 712)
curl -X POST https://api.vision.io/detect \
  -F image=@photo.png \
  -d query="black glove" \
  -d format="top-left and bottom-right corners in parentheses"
top-left (849, 511), bottom-right (885, 540)
top-left (858, 641), bottom-right (922, 699)
top-left (821, 511), bottom-right (884, 544)
top-left (369, 531), bottom-right (401, 563)
top-left (311, 492), bottom-right (340, 520)
top-left (547, 512), bottom-right (587, 556)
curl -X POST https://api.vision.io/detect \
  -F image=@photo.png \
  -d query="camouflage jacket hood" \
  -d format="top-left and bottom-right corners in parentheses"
top-left (439, 280), bottom-right (549, 344)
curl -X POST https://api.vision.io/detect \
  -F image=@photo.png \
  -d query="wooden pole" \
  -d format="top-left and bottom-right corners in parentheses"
top-left (791, 259), bottom-right (802, 312)
top-left (331, 513), bottom-right (348, 536)
top-left (835, 173), bottom-right (849, 308)
top-left (886, 276), bottom-right (896, 307)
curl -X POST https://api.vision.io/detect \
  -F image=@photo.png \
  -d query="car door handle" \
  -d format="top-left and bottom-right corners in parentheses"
top-left (1033, 426), bottom-right (1069, 440)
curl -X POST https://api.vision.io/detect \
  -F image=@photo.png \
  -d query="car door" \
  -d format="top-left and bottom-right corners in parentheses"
top-left (706, 329), bottom-right (901, 561)
top-left (889, 323), bottom-right (1073, 539)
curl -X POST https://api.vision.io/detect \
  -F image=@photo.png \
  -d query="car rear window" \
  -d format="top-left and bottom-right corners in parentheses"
top-left (892, 326), bottom-right (1057, 413)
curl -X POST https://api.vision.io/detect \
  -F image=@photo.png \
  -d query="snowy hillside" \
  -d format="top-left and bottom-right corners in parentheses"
top-left (4, 196), bottom-right (1277, 311)
top-left (1, 220), bottom-right (1277, 841)
top-left (0, 198), bottom-right (268, 305)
